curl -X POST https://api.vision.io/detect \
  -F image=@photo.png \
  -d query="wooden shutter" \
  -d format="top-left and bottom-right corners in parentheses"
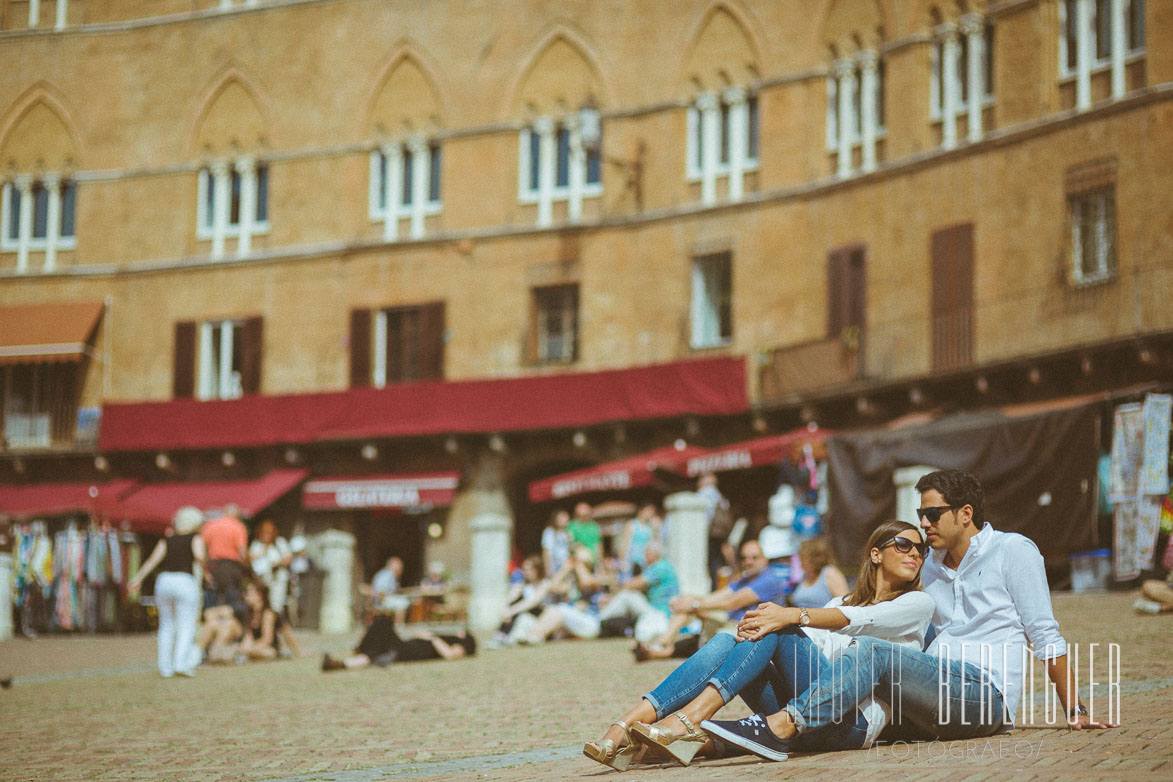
top-left (239, 316), bottom-right (263, 395)
top-left (418, 302), bottom-right (446, 381)
top-left (349, 309), bottom-right (371, 388)
top-left (931, 224), bottom-right (974, 371)
top-left (173, 321), bottom-right (196, 399)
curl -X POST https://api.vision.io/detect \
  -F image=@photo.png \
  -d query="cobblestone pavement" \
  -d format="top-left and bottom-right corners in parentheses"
top-left (1, 591), bottom-right (1170, 781)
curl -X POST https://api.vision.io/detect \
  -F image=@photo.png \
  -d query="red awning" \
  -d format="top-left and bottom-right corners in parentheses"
top-left (98, 357), bottom-right (747, 452)
top-left (0, 301), bottom-right (104, 365)
top-left (302, 472), bottom-right (461, 511)
top-left (528, 443), bottom-right (707, 503)
top-left (113, 469), bottom-right (308, 534)
top-left (0, 479), bottom-right (138, 519)
top-left (681, 426), bottom-right (833, 477)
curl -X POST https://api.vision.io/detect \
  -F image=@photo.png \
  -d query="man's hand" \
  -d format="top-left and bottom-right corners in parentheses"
top-left (736, 602), bottom-right (797, 641)
top-left (1068, 712), bottom-right (1119, 730)
top-left (669, 595), bottom-right (699, 613)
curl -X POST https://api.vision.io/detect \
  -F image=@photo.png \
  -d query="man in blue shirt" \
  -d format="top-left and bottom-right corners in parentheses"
top-left (596, 541), bottom-right (680, 642)
top-left (640, 539), bottom-right (783, 660)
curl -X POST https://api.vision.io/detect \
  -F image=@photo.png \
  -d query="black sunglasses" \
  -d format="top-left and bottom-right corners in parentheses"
top-left (915, 505), bottom-right (955, 524)
top-left (880, 536), bottom-right (928, 558)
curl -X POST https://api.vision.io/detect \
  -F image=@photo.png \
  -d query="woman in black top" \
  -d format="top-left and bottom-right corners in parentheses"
top-left (129, 506), bottom-right (207, 678)
top-left (238, 580), bottom-right (305, 660)
top-left (321, 616), bottom-right (476, 671)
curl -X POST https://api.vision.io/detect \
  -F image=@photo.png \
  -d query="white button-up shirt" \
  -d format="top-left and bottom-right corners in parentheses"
top-left (923, 524), bottom-right (1067, 724)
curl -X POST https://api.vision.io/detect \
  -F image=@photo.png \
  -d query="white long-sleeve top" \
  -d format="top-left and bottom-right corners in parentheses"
top-left (799, 590), bottom-right (936, 747)
top-left (923, 524), bottom-right (1067, 725)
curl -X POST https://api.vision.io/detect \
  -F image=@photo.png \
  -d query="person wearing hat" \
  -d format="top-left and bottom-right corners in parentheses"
top-left (129, 506), bottom-right (207, 678)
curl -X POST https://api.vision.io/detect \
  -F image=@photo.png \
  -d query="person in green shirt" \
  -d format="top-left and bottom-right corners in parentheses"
top-left (568, 502), bottom-right (602, 563)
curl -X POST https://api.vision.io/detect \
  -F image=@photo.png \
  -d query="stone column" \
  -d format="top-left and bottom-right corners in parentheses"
top-left (236, 156), bottom-right (256, 258)
top-left (961, 14), bottom-right (984, 143)
top-left (408, 135), bottom-right (428, 239)
top-left (724, 86), bottom-right (747, 202)
top-left (55, 0), bottom-right (67, 29)
top-left (565, 114), bottom-right (585, 223)
top-left (697, 92), bottom-right (719, 205)
top-left (938, 24), bottom-right (960, 149)
top-left (381, 143), bottom-right (401, 242)
top-left (665, 491), bottom-right (710, 596)
top-left (856, 51), bottom-right (878, 173)
top-left (14, 176), bottom-right (32, 274)
top-left (1110, 0), bottom-right (1126, 98)
top-left (197, 322), bottom-right (215, 399)
top-left (210, 160), bottom-right (230, 260)
top-left (0, 552), bottom-right (12, 641)
top-left (316, 528), bottom-right (356, 634)
top-left (28, 0), bottom-right (40, 28)
top-left (1076, 0), bottom-right (1092, 110)
top-left (534, 116), bottom-right (556, 227)
top-left (218, 321), bottom-right (234, 398)
top-left (42, 173), bottom-right (61, 272)
top-left (833, 59), bottom-right (855, 177)
top-left (893, 465), bottom-right (938, 528)
top-left (467, 512), bottom-right (511, 631)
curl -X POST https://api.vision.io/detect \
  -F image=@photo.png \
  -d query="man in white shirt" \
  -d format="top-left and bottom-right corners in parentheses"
top-left (703, 469), bottom-right (1117, 761)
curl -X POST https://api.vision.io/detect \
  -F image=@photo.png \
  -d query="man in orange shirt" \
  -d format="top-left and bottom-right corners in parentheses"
top-left (201, 504), bottom-right (249, 616)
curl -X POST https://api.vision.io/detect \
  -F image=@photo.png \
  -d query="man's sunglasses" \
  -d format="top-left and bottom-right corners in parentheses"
top-left (915, 505), bottom-right (955, 524)
top-left (880, 536), bottom-right (928, 558)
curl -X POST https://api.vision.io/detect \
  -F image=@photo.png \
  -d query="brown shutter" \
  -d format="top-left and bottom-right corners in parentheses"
top-left (524, 291), bottom-right (538, 364)
top-left (418, 301), bottom-right (446, 381)
top-left (173, 321), bottom-right (196, 399)
top-left (931, 224), bottom-right (974, 370)
top-left (846, 248), bottom-right (866, 332)
top-left (827, 249), bottom-right (847, 338)
top-left (239, 317), bottom-right (263, 395)
top-left (349, 309), bottom-right (371, 388)
top-left (568, 284), bottom-right (580, 363)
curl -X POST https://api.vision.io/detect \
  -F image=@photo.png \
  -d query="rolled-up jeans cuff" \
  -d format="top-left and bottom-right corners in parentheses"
top-left (643, 693), bottom-right (667, 721)
top-left (785, 704), bottom-right (808, 734)
top-left (707, 677), bottom-right (736, 704)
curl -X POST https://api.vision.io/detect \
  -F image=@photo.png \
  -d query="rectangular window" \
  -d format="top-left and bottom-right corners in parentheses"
top-left (827, 246), bottom-right (867, 341)
top-left (2, 363), bottom-right (80, 449)
top-left (371, 302), bottom-right (445, 386)
top-left (691, 251), bottom-right (733, 349)
top-left (528, 130), bottom-right (541, 191)
top-left (826, 77), bottom-right (838, 149)
top-left (586, 139), bottom-right (601, 186)
top-left (198, 320), bottom-right (243, 400)
top-left (1063, 0), bottom-right (1079, 74)
top-left (1095, 0), bottom-right (1112, 61)
top-left (984, 22), bottom-right (995, 97)
top-left (31, 183), bottom-right (48, 239)
top-left (555, 125), bottom-right (571, 188)
top-left (198, 162), bottom-right (268, 234)
top-left (689, 94), bottom-right (761, 178)
top-left (1129, 0), bottom-right (1145, 51)
top-left (60, 181), bottom-right (76, 237)
top-left (370, 145), bottom-right (442, 220)
top-left (747, 94), bottom-right (760, 159)
top-left (719, 101), bottom-right (731, 165)
top-left (429, 143), bottom-right (442, 203)
top-left (1070, 189), bottom-right (1116, 284)
top-left (0, 179), bottom-right (79, 250)
top-left (255, 164), bottom-right (268, 223)
top-left (402, 147), bottom-right (415, 206)
top-left (4, 184), bottom-right (18, 242)
top-left (532, 284), bottom-right (579, 364)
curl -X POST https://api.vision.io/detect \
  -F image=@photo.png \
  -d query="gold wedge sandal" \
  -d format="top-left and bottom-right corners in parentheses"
top-left (629, 711), bottom-right (709, 766)
top-left (583, 720), bottom-right (639, 772)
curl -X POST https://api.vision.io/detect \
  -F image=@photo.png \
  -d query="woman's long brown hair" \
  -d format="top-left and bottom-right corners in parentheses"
top-left (841, 519), bottom-right (924, 607)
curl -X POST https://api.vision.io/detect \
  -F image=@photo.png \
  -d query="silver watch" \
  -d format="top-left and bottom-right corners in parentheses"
top-left (1069, 703), bottom-right (1088, 718)
top-left (799, 608), bottom-right (811, 627)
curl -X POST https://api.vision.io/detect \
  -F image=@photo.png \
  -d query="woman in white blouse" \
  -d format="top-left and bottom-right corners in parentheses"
top-left (584, 519), bottom-right (932, 770)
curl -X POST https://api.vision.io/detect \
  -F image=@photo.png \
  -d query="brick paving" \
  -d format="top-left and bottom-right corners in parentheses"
top-left (1, 591), bottom-right (1170, 781)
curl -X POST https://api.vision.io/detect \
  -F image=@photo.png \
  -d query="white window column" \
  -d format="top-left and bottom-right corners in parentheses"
top-left (372, 309), bottom-right (387, 388)
top-left (565, 115), bottom-right (585, 223)
top-left (697, 92), bottom-right (720, 205)
top-left (833, 59), bottom-right (855, 177)
top-left (381, 143), bottom-right (402, 242)
top-left (14, 176), bottom-right (33, 274)
top-left (856, 51), bottom-right (878, 173)
top-left (198, 323), bottom-right (216, 399)
top-left (1076, 0), bottom-right (1092, 110)
top-left (961, 14), bottom-right (985, 142)
top-left (55, 0), bottom-right (67, 29)
top-left (938, 24), bottom-right (961, 149)
top-left (1110, 0), bottom-right (1126, 98)
top-left (408, 136), bottom-right (428, 239)
top-left (218, 321), bottom-right (234, 399)
top-left (42, 174), bottom-right (61, 272)
top-left (236, 156), bottom-right (256, 258)
top-left (28, 0), bottom-right (40, 27)
top-left (534, 116), bottom-right (556, 227)
top-left (210, 160), bottom-right (230, 260)
top-left (724, 87), bottom-right (747, 202)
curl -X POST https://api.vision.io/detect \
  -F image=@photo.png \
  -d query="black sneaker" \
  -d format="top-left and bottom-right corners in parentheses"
top-left (701, 714), bottom-right (790, 762)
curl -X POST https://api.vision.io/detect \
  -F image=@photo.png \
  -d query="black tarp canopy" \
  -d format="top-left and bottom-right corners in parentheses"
top-left (825, 399), bottom-right (1102, 566)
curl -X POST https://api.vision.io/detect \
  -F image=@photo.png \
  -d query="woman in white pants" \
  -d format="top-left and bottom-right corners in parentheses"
top-left (129, 506), bottom-right (207, 678)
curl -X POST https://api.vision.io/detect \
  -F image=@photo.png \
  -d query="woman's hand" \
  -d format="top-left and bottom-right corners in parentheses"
top-left (736, 603), bottom-right (799, 642)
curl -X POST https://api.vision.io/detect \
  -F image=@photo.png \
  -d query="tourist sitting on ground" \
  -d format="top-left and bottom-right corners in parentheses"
top-left (636, 539), bottom-right (783, 661)
top-left (238, 580), bottom-right (304, 661)
top-left (541, 509), bottom-right (572, 576)
top-left (488, 555), bottom-right (551, 647)
top-left (596, 541), bottom-right (679, 643)
top-left (365, 555), bottom-right (411, 626)
top-left (196, 603), bottom-right (244, 664)
top-left (788, 536), bottom-right (849, 608)
top-left (583, 520), bottom-right (933, 770)
top-left (1134, 573), bottom-right (1173, 614)
top-left (619, 504), bottom-right (662, 579)
top-left (519, 545), bottom-right (607, 644)
top-left (321, 618), bottom-right (476, 671)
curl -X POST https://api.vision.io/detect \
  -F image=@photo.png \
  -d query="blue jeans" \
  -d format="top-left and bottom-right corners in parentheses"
top-left (786, 636), bottom-right (1005, 741)
top-left (645, 629), bottom-right (868, 751)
